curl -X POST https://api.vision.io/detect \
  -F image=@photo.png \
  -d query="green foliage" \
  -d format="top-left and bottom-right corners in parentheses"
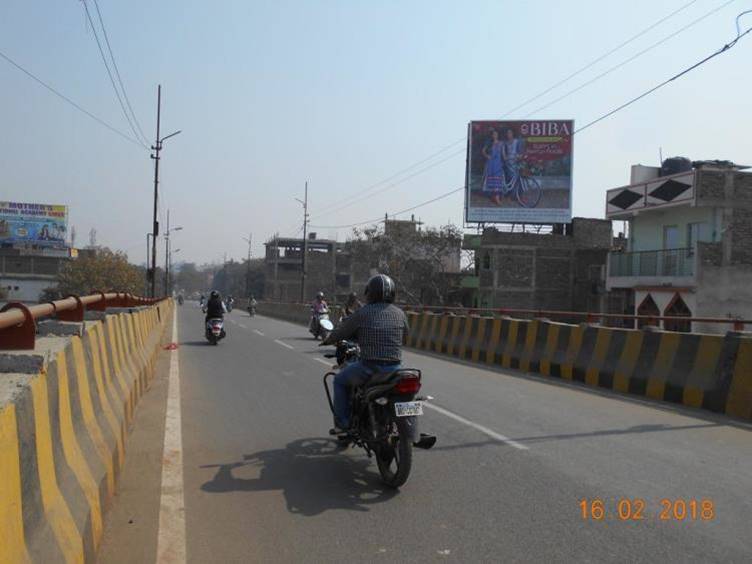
top-left (57, 247), bottom-right (144, 296)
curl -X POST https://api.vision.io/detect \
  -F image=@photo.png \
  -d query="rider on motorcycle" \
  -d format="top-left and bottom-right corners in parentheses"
top-left (309, 291), bottom-right (328, 333)
top-left (322, 274), bottom-right (409, 433)
top-left (205, 290), bottom-right (227, 322)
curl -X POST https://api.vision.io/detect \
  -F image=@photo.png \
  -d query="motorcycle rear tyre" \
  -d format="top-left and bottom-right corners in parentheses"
top-left (376, 417), bottom-right (413, 488)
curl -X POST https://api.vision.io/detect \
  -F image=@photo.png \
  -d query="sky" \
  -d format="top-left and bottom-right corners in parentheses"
top-left (1, 0), bottom-right (750, 265)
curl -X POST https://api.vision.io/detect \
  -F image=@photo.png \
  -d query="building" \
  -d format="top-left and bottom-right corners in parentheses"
top-left (264, 235), bottom-right (344, 302)
top-left (463, 217), bottom-right (613, 312)
top-left (605, 161), bottom-right (752, 333)
top-left (0, 246), bottom-right (75, 302)
top-left (264, 218), bottom-right (462, 304)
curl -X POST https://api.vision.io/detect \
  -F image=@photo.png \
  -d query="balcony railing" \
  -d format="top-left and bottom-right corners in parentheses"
top-left (609, 248), bottom-right (694, 278)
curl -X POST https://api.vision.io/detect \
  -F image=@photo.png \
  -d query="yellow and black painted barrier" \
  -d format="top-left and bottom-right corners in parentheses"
top-left (407, 311), bottom-right (752, 421)
top-left (258, 303), bottom-right (752, 421)
top-left (0, 300), bottom-right (172, 563)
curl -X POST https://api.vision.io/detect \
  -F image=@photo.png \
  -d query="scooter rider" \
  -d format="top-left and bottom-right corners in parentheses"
top-left (322, 274), bottom-right (409, 433)
top-left (205, 290), bottom-right (227, 323)
top-left (310, 291), bottom-right (328, 333)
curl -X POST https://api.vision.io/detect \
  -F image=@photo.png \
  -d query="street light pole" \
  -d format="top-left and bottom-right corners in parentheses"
top-left (149, 85), bottom-right (161, 298)
top-left (296, 181), bottom-right (309, 302)
top-left (242, 233), bottom-right (253, 297)
top-left (149, 84), bottom-right (181, 297)
top-left (163, 210), bottom-right (183, 297)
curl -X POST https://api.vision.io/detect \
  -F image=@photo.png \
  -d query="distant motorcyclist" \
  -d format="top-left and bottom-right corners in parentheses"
top-left (225, 295), bottom-right (235, 312)
top-left (248, 294), bottom-right (258, 316)
top-left (322, 274), bottom-right (409, 433)
top-left (205, 291), bottom-right (227, 322)
top-left (199, 294), bottom-right (206, 309)
top-left (309, 291), bottom-right (328, 333)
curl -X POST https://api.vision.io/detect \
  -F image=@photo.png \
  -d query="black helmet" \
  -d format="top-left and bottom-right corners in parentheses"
top-left (364, 274), bottom-right (395, 304)
top-left (210, 290), bottom-right (220, 299)
top-left (316, 291), bottom-right (324, 299)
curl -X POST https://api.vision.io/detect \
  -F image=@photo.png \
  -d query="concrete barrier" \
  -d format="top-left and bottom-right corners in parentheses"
top-left (255, 302), bottom-right (752, 421)
top-left (0, 300), bottom-right (172, 563)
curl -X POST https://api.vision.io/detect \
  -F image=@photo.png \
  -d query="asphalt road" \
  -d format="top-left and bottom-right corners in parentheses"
top-left (97, 305), bottom-right (752, 563)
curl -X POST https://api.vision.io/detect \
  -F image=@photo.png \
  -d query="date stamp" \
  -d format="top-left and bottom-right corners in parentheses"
top-left (579, 498), bottom-right (715, 521)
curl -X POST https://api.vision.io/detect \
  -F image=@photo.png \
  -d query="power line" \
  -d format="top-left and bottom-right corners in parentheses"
top-left (576, 8), bottom-right (751, 133)
top-left (306, 0), bottom-right (707, 221)
top-left (309, 186), bottom-right (465, 230)
top-left (522, 0), bottom-right (737, 118)
top-left (309, 10), bottom-right (752, 231)
top-left (91, 0), bottom-right (149, 144)
top-left (0, 49), bottom-right (145, 148)
top-left (80, 0), bottom-right (148, 148)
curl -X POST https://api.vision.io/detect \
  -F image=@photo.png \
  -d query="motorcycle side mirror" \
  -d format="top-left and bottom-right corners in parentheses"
top-left (320, 319), bottom-right (334, 331)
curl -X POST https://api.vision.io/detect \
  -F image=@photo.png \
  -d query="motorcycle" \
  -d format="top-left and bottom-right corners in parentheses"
top-left (310, 308), bottom-right (333, 340)
top-left (225, 299), bottom-right (234, 313)
top-left (177, 295), bottom-right (184, 305)
top-left (322, 340), bottom-right (436, 488)
top-left (205, 318), bottom-right (226, 345)
top-left (248, 305), bottom-right (256, 317)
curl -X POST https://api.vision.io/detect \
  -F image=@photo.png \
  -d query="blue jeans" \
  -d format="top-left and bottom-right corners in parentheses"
top-left (333, 360), bottom-right (401, 428)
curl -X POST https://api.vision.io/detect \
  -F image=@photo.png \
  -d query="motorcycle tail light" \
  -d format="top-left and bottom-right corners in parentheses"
top-left (394, 376), bottom-right (421, 395)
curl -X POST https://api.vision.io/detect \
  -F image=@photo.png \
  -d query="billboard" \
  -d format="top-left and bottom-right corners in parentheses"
top-left (0, 202), bottom-right (68, 246)
top-left (465, 120), bottom-right (573, 224)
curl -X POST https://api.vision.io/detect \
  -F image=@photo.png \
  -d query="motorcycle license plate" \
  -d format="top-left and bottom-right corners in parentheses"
top-left (394, 401), bottom-right (423, 417)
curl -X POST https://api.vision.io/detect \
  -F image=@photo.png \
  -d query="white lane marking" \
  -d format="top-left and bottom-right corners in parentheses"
top-left (237, 323), bottom-right (247, 329)
top-left (274, 339), bottom-right (294, 350)
top-left (253, 329), bottom-right (264, 336)
top-left (424, 402), bottom-right (529, 451)
top-left (314, 358), bottom-right (333, 366)
top-left (228, 318), bottom-right (238, 325)
top-left (156, 309), bottom-right (187, 562)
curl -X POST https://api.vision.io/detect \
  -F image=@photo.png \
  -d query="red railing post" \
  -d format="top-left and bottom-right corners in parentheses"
top-left (0, 303), bottom-right (36, 350)
top-left (89, 291), bottom-right (108, 312)
top-left (733, 319), bottom-right (744, 331)
top-left (57, 295), bottom-right (85, 322)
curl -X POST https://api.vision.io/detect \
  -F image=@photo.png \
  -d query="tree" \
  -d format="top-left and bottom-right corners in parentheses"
top-left (57, 247), bottom-right (144, 296)
top-left (347, 223), bottom-right (463, 305)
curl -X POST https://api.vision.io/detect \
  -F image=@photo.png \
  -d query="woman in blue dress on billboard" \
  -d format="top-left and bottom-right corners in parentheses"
top-left (502, 127), bottom-right (524, 182)
top-left (481, 128), bottom-right (505, 205)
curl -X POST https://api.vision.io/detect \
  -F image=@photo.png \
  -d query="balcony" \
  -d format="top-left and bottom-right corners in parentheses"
top-left (607, 248), bottom-right (696, 289)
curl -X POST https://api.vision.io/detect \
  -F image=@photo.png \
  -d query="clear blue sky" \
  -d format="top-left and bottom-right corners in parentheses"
top-left (1, 0), bottom-right (750, 264)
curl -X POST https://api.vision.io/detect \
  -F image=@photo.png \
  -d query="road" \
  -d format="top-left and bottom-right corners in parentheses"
top-left (97, 305), bottom-right (752, 563)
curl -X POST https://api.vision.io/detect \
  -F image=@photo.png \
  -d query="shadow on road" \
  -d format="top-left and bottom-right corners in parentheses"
top-left (180, 340), bottom-right (212, 347)
top-left (199, 438), bottom-right (398, 516)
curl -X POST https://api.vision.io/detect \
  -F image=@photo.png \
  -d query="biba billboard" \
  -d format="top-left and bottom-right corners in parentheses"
top-left (465, 120), bottom-right (573, 223)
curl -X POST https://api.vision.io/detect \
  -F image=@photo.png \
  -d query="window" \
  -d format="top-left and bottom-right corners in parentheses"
top-left (482, 251), bottom-right (491, 270)
top-left (687, 222), bottom-right (709, 254)
top-left (663, 225), bottom-right (679, 249)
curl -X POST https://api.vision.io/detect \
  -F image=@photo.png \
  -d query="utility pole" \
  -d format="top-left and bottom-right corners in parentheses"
top-left (299, 181), bottom-right (309, 302)
top-left (150, 85), bottom-right (161, 298)
top-left (164, 209), bottom-right (170, 296)
top-left (243, 233), bottom-right (252, 297)
top-left (149, 84), bottom-right (181, 297)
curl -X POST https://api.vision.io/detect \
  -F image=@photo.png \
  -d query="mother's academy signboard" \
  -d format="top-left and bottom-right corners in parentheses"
top-left (465, 120), bottom-right (573, 224)
top-left (0, 201), bottom-right (68, 246)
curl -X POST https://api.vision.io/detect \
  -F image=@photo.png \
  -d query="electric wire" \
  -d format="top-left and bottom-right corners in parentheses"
top-left (305, 0), bottom-right (711, 222)
top-left (81, 0), bottom-right (148, 148)
top-left (91, 0), bottom-right (149, 145)
top-left (522, 0), bottom-right (737, 118)
top-left (307, 10), bottom-right (752, 232)
top-left (0, 49), bottom-right (145, 148)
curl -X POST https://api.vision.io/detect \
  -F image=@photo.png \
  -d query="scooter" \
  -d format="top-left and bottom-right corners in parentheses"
top-left (310, 308), bottom-right (332, 340)
top-left (205, 318), bottom-right (226, 345)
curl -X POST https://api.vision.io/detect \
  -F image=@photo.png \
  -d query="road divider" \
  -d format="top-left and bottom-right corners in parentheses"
top-left (255, 303), bottom-right (752, 421)
top-left (0, 300), bottom-right (173, 563)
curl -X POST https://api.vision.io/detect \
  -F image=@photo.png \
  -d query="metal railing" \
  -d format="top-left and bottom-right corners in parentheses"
top-left (609, 248), bottom-right (694, 278)
top-left (0, 292), bottom-right (163, 350)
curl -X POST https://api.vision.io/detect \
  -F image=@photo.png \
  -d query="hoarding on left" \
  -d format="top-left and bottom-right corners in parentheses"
top-left (0, 202), bottom-right (68, 246)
